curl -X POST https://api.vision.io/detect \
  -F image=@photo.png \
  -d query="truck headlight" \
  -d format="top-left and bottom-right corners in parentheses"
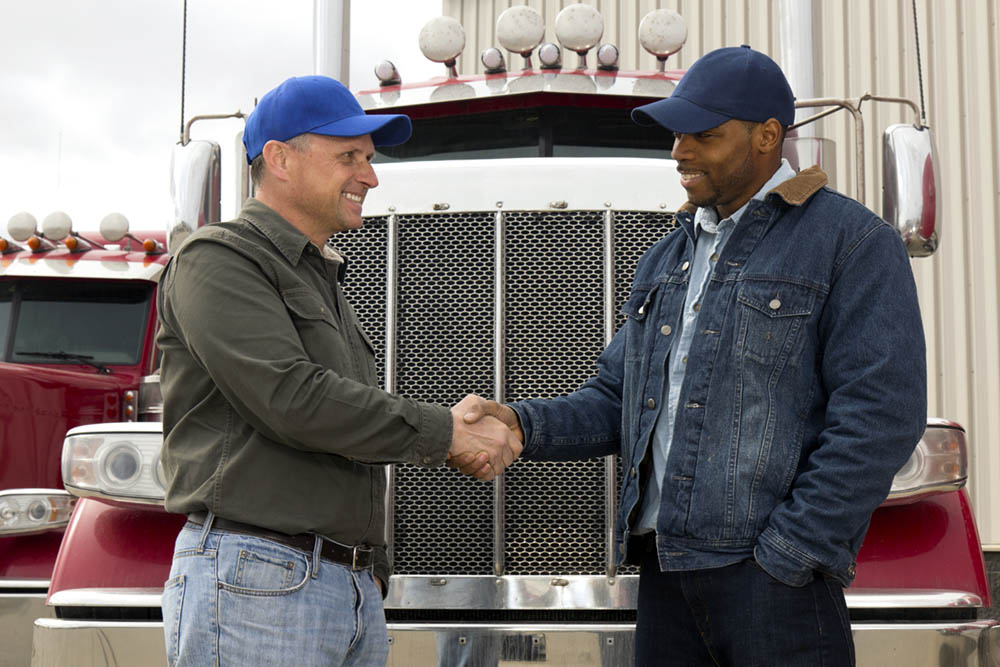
top-left (0, 490), bottom-right (75, 536)
top-left (886, 419), bottom-right (967, 504)
top-left (62, 422), bottom-right (165, 504)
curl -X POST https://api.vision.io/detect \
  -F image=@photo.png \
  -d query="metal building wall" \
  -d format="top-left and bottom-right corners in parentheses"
top-left (443, 0), bottom-right (1000, 547)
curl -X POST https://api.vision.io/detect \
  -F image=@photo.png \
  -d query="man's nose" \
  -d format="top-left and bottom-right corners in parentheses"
top-left (357, 160), bottom-right (379, 189)
top-left (672, 133), bottom-right (693, 159)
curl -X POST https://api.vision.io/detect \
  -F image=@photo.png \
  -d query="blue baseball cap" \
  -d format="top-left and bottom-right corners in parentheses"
top-left (243, 75), bottom-right (412, 163)
top-left (631, 45), bottom-right (794, 133)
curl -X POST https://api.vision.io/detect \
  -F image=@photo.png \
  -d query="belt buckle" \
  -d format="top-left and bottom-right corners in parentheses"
top-left (352, 545), bottom-right (373, 571)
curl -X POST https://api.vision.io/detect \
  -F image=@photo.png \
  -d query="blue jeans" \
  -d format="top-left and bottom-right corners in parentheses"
top-left (635, 546), bottom-right (853, 666)
top-left (162, 516), bottom-right (389, 666)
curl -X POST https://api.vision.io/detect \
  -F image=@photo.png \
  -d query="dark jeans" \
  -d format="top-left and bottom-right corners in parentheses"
top-left (635, 546), bottom-right (854, 667)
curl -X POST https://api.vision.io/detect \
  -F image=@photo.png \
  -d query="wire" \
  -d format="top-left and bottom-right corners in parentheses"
top-left (180, 0), bottom-right (188, 143)
top-left (912, 0), bottom-right (927, 125)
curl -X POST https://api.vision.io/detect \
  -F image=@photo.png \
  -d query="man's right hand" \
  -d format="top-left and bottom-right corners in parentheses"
top-left (448, 394), bottom-right (523, 481)
top-left (447, 395), bottom-right (524, 480)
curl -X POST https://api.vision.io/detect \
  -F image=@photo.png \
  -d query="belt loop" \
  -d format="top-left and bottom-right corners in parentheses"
top-left (196, 511), bottom-right (215, 553)
top-left (311, 535), bottom-right (322, 579)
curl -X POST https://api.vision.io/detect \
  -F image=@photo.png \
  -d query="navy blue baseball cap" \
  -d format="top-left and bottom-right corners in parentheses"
top-left (632, 45), bottom-right (794, 133)
top-left (243, 75), bottom-right (412, 163)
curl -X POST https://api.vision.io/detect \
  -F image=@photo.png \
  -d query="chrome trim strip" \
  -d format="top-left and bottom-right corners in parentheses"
top-left (846, 589), bottom-right (983, 608)
top-left (34, 618), bottom-right (164, 630)
top-left (47, 588), bottom-right (163, 608)
top-left (0, 579), bottom-right (49, 590)
top-left (494, 208), bottom-right (507, 578)
top-left (385, 212), bottom-right (399, 566)
top-left (63, 485), bottom-right (165, 506)
top-left (44, 581), bottom-right (985, 613)
top-left (603, 208), bottom-right (617, 580)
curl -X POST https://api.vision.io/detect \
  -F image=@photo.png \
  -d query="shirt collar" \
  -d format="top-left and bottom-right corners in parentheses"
top-left (694, 158), bottom-right (797, 235)
top-left (239, 198), bottom-right (318, 266)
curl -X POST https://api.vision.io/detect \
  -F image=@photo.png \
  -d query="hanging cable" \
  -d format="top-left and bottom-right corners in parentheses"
top-left (180, 0), bottom-right (189, 143)
top-left (911, 0), bottom-right (927, 125)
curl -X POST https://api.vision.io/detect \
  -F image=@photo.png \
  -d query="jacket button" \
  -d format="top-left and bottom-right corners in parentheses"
top-left (692, 303), bottom-right (701, 312)
top-left (710, 252), bottom-right (719, 262)
top-left (769, 298), bottom-right (782, 310)
top-left (660, 325), bottom-right (672, 335)
top-left (681, 261), bottom-right (690, 271)
top-left (630, 466), bottom-right (637, 478)
top-left (619, 543), bottom-right (626, 555)
top-left (647, 398), bottom-right (656, 409)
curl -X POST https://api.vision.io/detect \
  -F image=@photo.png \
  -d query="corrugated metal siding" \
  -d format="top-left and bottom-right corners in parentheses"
top-left (444, 0), bottom-right (1000, 546)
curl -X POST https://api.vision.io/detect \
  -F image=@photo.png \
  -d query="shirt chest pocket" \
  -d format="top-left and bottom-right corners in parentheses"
top-left (736, 282), bottom-right (816, 365)
top-left (281, 289), bottom-right (343, 365)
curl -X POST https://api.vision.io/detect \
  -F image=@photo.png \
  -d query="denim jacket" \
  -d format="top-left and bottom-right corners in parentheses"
top-left (510, 167), bottom-right (926, 587)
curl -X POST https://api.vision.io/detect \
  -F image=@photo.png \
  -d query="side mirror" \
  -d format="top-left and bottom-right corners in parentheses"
top-left (882, 125), bottom-right (939, 257)
top-left (169, 140), bottom-right (222, 252)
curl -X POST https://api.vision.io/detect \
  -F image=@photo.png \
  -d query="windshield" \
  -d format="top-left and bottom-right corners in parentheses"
top-left (0, 279), bottom-right (153, 366)
top-left (374, 105), bottom-right (674, 163)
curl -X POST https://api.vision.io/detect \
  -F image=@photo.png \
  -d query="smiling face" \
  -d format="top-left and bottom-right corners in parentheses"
top-left (672, 119), bottom-right (778, 220)
top-left (283, 133), bottom-right (379, 240)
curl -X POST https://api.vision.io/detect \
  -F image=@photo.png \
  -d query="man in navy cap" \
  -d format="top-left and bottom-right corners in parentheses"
top-left (157, 75), bottom-right (521, 666)
top-left (456, 46), bottom-right (925, 665)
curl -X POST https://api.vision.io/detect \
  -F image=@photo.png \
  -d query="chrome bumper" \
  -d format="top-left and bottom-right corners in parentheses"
top-left (31, 617), bottom-right (1000, 666)
top-left (0, 584), bottom-right (55, 667)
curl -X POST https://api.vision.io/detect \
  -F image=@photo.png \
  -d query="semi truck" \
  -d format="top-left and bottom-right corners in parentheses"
top-left (14, 5), bottom-right (999, 665)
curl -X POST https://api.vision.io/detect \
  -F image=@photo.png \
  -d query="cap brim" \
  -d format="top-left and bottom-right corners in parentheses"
top-left (631, 96), bottom-right (731, 134)
top-left (310, 113), bottom-right (412, 147)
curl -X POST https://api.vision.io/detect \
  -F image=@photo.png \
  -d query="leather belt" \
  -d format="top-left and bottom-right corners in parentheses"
top-left (187, 511), bottom-right (374, 571)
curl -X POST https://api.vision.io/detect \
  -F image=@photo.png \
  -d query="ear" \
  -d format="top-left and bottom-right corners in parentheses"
top-left (755, 118), bottom-right (784, 155)
top-left (261, 140), bottom-right (293, 183)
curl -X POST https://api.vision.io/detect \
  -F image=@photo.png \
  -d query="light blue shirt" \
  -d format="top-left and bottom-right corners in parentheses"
top-left (635, 159), bottom-right (797, 534)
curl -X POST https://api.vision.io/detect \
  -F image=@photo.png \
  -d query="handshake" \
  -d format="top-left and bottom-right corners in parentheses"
top-left (446, 394), bottom-right (523, 481)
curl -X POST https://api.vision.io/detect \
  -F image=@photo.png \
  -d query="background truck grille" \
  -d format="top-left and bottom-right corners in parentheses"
top-left (336, 209), bottom-right (676, 576)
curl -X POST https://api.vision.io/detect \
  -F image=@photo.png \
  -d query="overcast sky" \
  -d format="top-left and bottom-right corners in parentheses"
top-left (0, 0), bottom-right (442, 234)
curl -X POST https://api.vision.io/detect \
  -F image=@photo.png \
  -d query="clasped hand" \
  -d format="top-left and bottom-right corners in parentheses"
top-left (447, 394), bottom-right (524, 481)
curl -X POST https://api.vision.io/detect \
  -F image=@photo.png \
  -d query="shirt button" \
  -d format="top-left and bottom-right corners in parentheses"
top-left (660, 325), bottom-right (672, 335)
top-left (710, 253), bottom-right (719, 262)
top-left (769, 298), bottom-right (782, 310)
top-left (682, 356), bottom-right (688, 364)
top-left (693, 303), bottom-right (701, 312)
top-left (647, 398), bottom-right (656, 409)
top-left (681, 261), bottom-right (690, 271)
top-left (422, 456), bottom-right (432, 464)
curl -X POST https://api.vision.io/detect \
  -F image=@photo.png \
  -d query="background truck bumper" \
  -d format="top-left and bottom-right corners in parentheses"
top-left (31, 618), bottom-right (1000, 666)
top-left (0, 588), bottom-right (55, 667)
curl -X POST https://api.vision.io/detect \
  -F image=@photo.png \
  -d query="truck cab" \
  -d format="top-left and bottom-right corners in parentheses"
top-left (0, 213), bottom-right (166, 666)
top-left (29, 5), bottom-right (1000, 666)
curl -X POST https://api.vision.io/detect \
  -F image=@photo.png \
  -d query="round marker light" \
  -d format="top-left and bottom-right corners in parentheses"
top-left (638, 9), bottom-right (687, 60)
top-left (42, 211), bottom-right (72, 241)
top-left (596, 43), bottom-right (620, 70)
top-left (64, 236), bottom-right (79, 251)
top-left (143, 238), bottom-right (160, 253)
top-left (496, 5), bottom-right (545, 56)
top-left (554, 3), bottom-right (604, 54)
top-left (7, 212), bottom-right (38, 242)
top-left (374, 60), bottom-right (401, 86)
top-left (538, 42), bottom-right (562, 69)
top-left (481, 47), bottom-right (506, 73)
top-left (419, 16), bottom-right (465, 64)
top-left (0, 239), bottom-right (7, 252)
top-left (100, 212), bottom-right (130, 243)
top-left (27, 237), bottom-right (40, 251)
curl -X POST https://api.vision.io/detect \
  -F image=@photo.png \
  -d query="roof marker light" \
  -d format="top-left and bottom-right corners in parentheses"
top-left (496, 6), bottom-right (545, 70)
top-left (419, 16), bottom-right (465, 78)
top-left (554, 3), bottom-right (604, 69)
top-left (7, 212), bottom-right (38, 243)
top-left (481, 47), bottom-right (506, 74)
top-left (374, 60), bottom-right (401, 86)
top-left (538, 42), bottom-right (562, 70)
top-left (638, 9), bottom-right (687, 72)
top-left (596, 44), bottom-right (620, 71)
top-left (42, 211), bottom-right (73, 241)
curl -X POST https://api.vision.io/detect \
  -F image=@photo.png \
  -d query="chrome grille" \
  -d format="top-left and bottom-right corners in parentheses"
top-left (338, 209), bottom-right (676, 577)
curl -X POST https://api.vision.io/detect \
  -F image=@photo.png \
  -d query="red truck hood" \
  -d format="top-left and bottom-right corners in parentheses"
top-left (0, 362), bottom-right (132, 491)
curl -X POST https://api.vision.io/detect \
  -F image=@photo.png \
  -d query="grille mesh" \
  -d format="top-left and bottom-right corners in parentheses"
top-left (339, 209), bottom-right (676, 577)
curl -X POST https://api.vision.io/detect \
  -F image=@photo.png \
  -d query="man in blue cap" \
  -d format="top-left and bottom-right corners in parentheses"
top-left (456, 46), bottom-right (925, 665)
top-left (157, 75), bottom-right (521, 666)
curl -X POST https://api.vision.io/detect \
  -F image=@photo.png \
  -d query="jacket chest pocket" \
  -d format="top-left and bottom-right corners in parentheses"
top-left (736, 282), bottom-right (816, 365)
top-left (621, 284), bottom-right (659, 361)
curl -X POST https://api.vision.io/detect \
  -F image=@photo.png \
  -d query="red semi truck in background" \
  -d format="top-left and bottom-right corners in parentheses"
top-left (4, 5), bottom-right (997, 666)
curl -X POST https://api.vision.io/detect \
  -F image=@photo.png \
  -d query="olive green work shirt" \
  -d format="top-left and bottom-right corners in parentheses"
top-left (157, 198), bottom-right (453, 584)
